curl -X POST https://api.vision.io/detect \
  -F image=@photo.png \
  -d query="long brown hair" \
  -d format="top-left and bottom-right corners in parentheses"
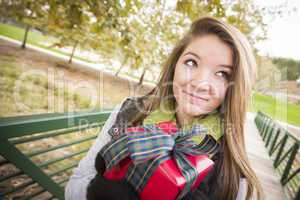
top-left (131, 16), bottom-right (264, 200)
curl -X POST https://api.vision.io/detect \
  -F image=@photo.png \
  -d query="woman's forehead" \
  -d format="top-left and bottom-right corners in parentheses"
top-left (182, 35), bottom-right (233, 67)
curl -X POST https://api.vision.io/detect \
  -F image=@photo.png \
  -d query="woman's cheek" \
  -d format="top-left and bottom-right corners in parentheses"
top-left (173, 65), bottom-right (186, 90)
top-left (214, 86), bottom-right (227, 107)
top-left (213, 79), bottom-right (228, 96)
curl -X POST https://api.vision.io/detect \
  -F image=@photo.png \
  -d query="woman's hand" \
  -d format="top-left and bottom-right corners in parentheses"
top-left (86, 152), bottom-right (139, 200)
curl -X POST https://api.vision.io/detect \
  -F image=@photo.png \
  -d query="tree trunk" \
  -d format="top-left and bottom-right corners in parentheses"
top-left (115, 57), bottom-right (128, 77)
top-left (68, 41), bottom-right (78, 64)
top-left (115, 65), bottom-right (124, 77)
top-left (21, 25), bottom-right (30, 49)
top-left (138, 68), bottom-right (146, 85)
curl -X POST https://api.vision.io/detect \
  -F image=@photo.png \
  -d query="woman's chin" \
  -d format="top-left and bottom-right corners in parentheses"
top-left (182, 103), bottom-right (211, 117)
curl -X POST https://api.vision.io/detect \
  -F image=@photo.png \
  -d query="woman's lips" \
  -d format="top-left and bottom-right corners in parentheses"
top-left (183, 90), bottom-right (209, 105)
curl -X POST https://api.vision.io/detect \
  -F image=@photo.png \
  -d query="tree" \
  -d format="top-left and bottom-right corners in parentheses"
top-left (175, 0), bottom-right (287, 45)
top-left (108, 0), bottom-right (188, 85)
top-left (86, 0), bottom-right (143, 73)
top-left (110, 0), bottom-right (290, 85)
top-left (45, 1), bottom-right (92, 63)
top-left (0, 0), bottom-right (49, 49)
top-left (45, 0), bottom-right (141, 64)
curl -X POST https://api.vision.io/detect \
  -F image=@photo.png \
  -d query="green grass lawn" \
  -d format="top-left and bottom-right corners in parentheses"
top-left (0, 23), bottom-right (55, 46)
top-left (250, 91), bottom-right (300, 127)
top-left (0, 23), bottom-right (95, 63)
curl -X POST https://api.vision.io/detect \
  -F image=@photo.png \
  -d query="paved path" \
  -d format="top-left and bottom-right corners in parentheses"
top-left (245, 113), bottom-right (286, 200)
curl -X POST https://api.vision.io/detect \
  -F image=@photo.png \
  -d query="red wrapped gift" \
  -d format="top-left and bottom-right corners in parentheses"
top-left (102, 121), bottom-right (215, 200)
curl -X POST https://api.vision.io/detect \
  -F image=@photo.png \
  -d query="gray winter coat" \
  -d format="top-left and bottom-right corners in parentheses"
top-left (65, 96), bottom-right (248, 200)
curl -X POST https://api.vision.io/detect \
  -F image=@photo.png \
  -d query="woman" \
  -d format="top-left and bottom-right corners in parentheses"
top-left (65, 16), bottom-right (264, 200)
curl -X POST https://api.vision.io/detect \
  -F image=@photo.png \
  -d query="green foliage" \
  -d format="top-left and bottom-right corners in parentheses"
top-left (0, 0), bottom-right (289, 85)
top-left (0, 0), bottom-right (48, 23)
top-left (0, 0), bottom-right (51, 48)
top-left (175, 0), bottom-right (285, 44)
top-left (44, 0), bottom-right (141, 63)
top-left (271, 57), bottom-right (300, 80)
top-left (99, 1), bottom-right (189, 84)
top-left (45, 1), bottom-right (90, 62)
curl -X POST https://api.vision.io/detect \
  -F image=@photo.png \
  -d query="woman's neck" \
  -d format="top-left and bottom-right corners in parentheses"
top-left (175, 108), bottom-right (194, 128)
top-left (175, 106), bottom-right (206, 128)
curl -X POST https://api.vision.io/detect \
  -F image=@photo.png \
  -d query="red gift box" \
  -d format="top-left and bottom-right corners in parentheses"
top-left (103, 121), bottom-right (215, 200)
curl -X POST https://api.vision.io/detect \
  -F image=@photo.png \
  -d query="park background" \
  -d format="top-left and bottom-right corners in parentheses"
top-left (0, 0), bottom-right (299, 200)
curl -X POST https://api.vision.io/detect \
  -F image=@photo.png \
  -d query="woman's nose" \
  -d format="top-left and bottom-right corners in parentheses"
top-left (190, 79), bottom-right (211, 92)
top-left (190, 67), bottom-right (212, 91)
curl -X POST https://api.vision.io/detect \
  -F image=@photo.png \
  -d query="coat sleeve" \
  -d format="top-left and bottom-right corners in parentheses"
top-left (183, 149), bottom-right (249, 200)
top-left (236, 178), bottom-right (248, 200)
top-left (64, 98), bottom-right (128, 200)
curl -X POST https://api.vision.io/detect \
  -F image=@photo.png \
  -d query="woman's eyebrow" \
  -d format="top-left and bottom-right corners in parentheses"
top-left (183, 52), bottom-right (200, 60)
top-left (220, 64), bottom-right (233, 70)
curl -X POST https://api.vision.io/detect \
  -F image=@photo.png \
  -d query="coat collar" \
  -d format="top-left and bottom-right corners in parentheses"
top-left (143, 99), bottom-right (224, 143)
top-left (108, 96), bottom-right (224, 143)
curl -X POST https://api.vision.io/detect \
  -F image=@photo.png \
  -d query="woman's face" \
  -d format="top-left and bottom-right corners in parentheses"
top-left (172, 34), bottom-right (233, 124)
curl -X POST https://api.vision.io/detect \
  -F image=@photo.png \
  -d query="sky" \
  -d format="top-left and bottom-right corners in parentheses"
top-left (255, 0), bottom-right (300, 60)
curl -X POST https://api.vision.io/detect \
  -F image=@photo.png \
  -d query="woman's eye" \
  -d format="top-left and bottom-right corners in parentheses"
top-left (184, 59), bottom-right (197, 68)
top-left (216, 71), bottom-right (230, 80)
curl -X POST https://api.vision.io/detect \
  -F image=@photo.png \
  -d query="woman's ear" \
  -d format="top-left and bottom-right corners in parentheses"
top-left (95, 152), bottom-right (106, 175)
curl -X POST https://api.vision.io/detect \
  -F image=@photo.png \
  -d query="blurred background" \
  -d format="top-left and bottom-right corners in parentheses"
top-left (0, 0), bottom-right (299, 123)
top-left (0, 0), bottom-right (299, 200)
